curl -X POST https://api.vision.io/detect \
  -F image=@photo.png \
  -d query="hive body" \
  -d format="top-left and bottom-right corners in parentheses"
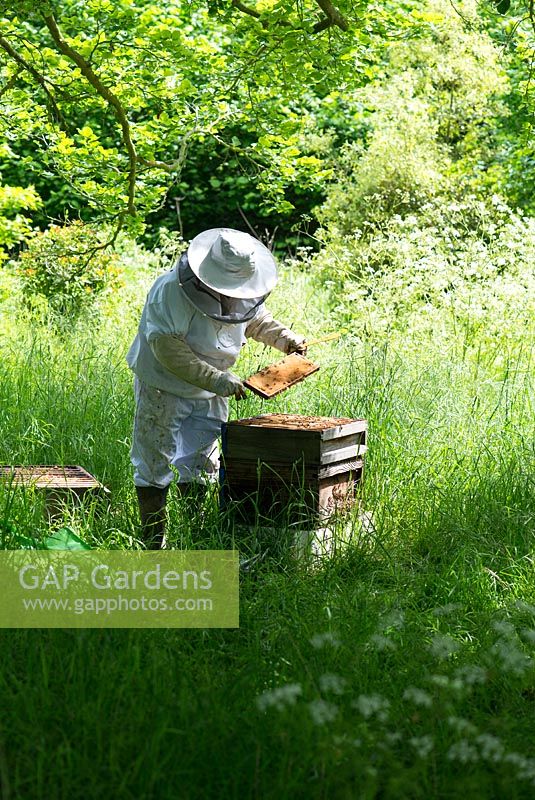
top-left (221, 414), bottom-right (367, 525)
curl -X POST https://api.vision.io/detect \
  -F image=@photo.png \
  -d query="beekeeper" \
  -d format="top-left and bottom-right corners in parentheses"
top-left (126, 228), bottom-right (306, 547)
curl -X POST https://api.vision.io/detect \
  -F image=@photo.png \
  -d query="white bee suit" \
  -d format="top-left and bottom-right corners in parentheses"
top-left (127, 262), bottom-right (304, 488)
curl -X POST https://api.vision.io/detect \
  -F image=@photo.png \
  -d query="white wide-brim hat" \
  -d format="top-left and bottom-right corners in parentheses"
top-left (187, 228), bottom-right (278, 299)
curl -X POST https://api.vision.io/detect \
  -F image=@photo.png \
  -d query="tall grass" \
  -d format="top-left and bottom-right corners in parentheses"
top-left (0, 247), bottom-right (534, 799)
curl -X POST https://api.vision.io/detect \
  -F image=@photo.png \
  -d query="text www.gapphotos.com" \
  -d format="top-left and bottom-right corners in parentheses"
top-left (21, 595), bottom-right (214, 615)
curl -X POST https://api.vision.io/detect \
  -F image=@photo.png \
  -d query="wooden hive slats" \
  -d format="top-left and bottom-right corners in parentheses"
top-left (319, 419), bottom-right (367, 440)
top-left (0, 465), bottom-right (109, 493)
top-left (222, 457), bottom-right (364, 483)
top-left (223, 472), bottom-right (360, 521)
top-left (223, 426), bottom-right (367, 466)
top-left (224, 427), bottom-right (322, 463)
top-left (221, 414), bottom-right (367, 523)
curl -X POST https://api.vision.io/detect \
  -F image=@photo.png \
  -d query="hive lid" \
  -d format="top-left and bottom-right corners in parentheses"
top-left (0, 465), bottom-right (107, 490)
top-left (244, 353), bottom-right (320, 398)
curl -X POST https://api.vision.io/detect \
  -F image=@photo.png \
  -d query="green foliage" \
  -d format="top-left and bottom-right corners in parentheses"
top-left (318, 79), bottom-right (449, 234)
top-left (0, 176), bottom-right (41, 258)
top-left (317, 0), bottom-right (508, 235)
top-left (0, 233), bottom-right (534, 797)
top-left (312, 193), bottom-right (535, 363)
top-left (0, 0), bottom-right (368, 232)
top-left (18, 221), bottom-right (123, 316)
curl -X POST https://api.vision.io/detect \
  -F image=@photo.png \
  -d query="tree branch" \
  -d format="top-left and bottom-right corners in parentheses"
top-left (42, 12), bottom-right (138, 217)
top-left (231, 0), bottom-right (350, 33)
top-left (231, 0), bottom-right (261, 20)
top-left (313, 0), bottom-right (349, 31)
top-left (0, 68), bottom-right (21, 99)
top-left (0, 35), bottom-right (65, 125)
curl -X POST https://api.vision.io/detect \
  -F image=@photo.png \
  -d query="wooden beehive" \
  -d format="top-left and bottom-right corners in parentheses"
top-left (0, 465), bottom-right (110, 516)
top-left (220, 414), bottom-right (367, 525)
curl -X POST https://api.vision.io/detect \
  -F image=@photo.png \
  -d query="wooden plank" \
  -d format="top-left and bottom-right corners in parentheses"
top-left (320, 419), bottom-right (367, 440)
top-left (0, 465), bottom-right (108, 492)
top-left (223, 467), bottom-right (318, 487)
top-left (321, 433), bottom-right (366, 456)
top-left (320, 444), bottom-right (365, 465)
top-left (223, 471), bottom-right (359, 524)
top-left (318, 475), bottom-right (357, 518)
top-left (318, 458), bottom-right (364, 480)
top-left (224, 431), bottom-right (367, 465)
top-left (244, 354), bottom-right (320, 398)
top-left (224, 417), bottom-right (367, 464)
top-left (224, 426), bottom-right (322, 463)
top-left (223, 457), bottom-right (365, 482)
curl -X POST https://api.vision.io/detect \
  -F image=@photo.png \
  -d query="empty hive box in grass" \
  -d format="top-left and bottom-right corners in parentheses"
top-left (220, 414), bottom-right (367, 525)
top-left (0, 465), bottom-right (110, 517)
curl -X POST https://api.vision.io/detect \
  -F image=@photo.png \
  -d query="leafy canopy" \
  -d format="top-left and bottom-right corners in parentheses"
top-left (0, 0), bottom-right (373, 238)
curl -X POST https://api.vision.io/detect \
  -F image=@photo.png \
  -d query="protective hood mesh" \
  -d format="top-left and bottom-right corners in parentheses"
top-left (176, 253), bottom-right (266, 323)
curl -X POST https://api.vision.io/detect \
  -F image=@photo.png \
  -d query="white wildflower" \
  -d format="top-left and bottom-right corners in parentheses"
top-left (369, 633), bottom-right (397, 652)
top-left (447, 716), bottom-right (478, 735)
top-left (513, 600), bottom-right (535, 616)
top-left (491, 619), bottom-right (515, 636)
top-left (310, 632), bottom-right (340, 649)
top-left (428, 674), bottom-right (450, 689)
top-left (256, 683), bottom-right (302, 712)
top-left (403, 687), bottom-right (433, 707)
top-left (448, 739), bottom-right (479, 764)
top-left (503, 752), bottom-right (526, 767)
top-left (475, 734), bottom-right (504, 763)
top-left (453, 665), bottom-right (487, 686)
top-left (333, 734), bottom-right (362, 749)
top-left (490, 637), bottom-right (532, 676)
top-left (384, 731), bottom-right (403, 745)
top-left (319, 673), bottom-right (347, 695)
top-left (428, 634), bottom-right (460, 659)
top-left (308, 698), bottom-right (339, 725)
top-left (377, 609), bottom-right (405, 631)
top-left (432, 603), bottom-right (463, 617)
top-left (409, 735), bottom-right (434, 759)
top-left (503, 753), bottom-right (535, 782)
top-left (353, 693), bottom-right (390, 721)
top-left (520, 628), bottom-right (535, 645)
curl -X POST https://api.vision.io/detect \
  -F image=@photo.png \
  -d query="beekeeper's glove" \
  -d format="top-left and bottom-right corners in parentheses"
top-left (150, 335), bottom-right (247, 399)
top-left (245, 308), bottom-right (306, 355)
top-left (285, 336), bottom-right (308, 356)
top-left (212, 371), bottom-right (247, 400)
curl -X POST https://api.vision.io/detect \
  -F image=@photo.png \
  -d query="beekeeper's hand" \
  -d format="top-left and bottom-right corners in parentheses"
top-left (213, 371), bottom-right (248, 400)
top-left (246, 309), bottom-right (307, 356)
top-left (287, 338), bottom-right (307, 356)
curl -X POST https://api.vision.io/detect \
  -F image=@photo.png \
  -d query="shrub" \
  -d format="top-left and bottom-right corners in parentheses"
top-left (311, 194), bottom-right (535, 357)
top-left (316, 0), bottom-right (508, 237)
top-left (18, 221), bottom-right (123, 317)
top-left (0, 181), bottom-right (41, 260)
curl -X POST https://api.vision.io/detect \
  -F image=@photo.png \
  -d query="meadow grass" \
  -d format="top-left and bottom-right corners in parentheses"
top-left (0, 250), bottom-right (534, 799)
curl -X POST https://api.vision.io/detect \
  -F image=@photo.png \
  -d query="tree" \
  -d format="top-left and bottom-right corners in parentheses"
top-left (0, 0), bottom-right (366, 242)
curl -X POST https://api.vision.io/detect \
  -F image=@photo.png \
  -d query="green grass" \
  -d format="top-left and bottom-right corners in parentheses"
top-left (0, 251), bottom-right (534, 799)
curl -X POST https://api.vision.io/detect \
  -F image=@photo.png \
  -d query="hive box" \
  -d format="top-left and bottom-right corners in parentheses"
top-left (220, 414), bottom-right (367, 525)
top-left (0, 465), bottom-right (110, 517)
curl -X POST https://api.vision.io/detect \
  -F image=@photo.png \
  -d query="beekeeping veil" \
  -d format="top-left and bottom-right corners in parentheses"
top-left (176, 228), bottom-right (278, 324)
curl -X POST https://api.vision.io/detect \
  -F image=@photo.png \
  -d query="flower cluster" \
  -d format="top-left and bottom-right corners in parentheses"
top-left (18, 221), bottom-right (122, 317)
